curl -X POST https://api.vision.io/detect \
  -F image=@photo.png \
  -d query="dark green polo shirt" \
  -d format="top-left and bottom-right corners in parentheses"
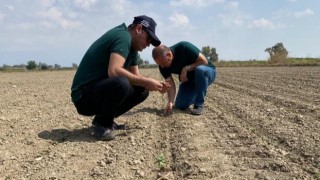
top-left (159, 41), bottom-right (215, 80)
top-left (71, 23), bottom-right (138, 102)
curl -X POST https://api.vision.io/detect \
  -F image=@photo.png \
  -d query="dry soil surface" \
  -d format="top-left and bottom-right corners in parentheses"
top-left (0, 66), bottom-right (319, 179)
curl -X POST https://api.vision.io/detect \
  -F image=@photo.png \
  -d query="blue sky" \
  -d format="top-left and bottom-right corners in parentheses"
top-left (0, 0), bottom-right (319, 67)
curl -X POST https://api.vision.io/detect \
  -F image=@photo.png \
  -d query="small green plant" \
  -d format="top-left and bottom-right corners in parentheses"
top-left (155, 153), bottom-right (166, 170)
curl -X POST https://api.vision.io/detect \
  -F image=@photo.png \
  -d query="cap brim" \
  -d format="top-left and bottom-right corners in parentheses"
top-left (147, 30), bottom-right (161, 46)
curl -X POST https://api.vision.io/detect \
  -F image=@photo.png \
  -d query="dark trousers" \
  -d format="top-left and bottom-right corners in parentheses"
top-left (74, 76), bottom-right (149, 128)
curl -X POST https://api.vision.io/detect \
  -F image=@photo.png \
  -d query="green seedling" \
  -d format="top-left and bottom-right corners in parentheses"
top-left (155, 153), bottom-right (166, 170)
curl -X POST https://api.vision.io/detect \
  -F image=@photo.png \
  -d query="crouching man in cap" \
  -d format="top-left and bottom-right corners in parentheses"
top-left (71, 15), bottom-right (169, 141)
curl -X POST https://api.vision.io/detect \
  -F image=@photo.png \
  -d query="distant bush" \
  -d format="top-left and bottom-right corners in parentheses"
top-left (265, 42), bottom-right (289, 65)
top-left (39, 63), bottom-right (49, 70)
top-left (26, 61), bottom-right (37, 70)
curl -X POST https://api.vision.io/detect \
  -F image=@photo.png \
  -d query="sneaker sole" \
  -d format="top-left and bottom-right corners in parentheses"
top-left (95, 133), bottom-right (115, 141)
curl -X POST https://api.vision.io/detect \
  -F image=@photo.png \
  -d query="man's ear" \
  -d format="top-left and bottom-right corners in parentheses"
top-left (136, 24), bottom-right (143, 34)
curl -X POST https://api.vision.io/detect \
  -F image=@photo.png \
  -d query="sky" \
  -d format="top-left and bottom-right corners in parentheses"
top-left (0, 0), bottom-right (319, 67)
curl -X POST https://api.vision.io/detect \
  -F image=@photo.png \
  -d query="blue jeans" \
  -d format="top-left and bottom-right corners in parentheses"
top-left (175, 65), bottom-right (216, 110)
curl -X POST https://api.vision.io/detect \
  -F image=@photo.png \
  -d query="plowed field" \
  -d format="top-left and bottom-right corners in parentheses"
top-left (0, 66), bottom-right (319, 179)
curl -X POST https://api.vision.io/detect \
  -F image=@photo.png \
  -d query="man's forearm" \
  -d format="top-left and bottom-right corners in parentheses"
top-left (111, 67), bottom-right (148, 87)
top-left (167, 85), bottom-right (176, 104)
top-left (185, 53), bottom-right (208, 72)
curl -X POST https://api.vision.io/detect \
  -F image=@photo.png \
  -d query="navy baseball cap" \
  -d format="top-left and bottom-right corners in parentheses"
top-left (133, 15), bottom-right (161, 46)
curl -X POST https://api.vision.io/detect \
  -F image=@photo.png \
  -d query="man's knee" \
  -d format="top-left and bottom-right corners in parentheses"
top-left (133, 86), bottom-right (149, 102)
top-left (141, 89), bottom-right (149, 100)
top-left (115, 76), bottom-right (132, 95)
top-left (195, 66), bottom-right (207, 76)
top-left (175, 101), bottom-right (189, 110)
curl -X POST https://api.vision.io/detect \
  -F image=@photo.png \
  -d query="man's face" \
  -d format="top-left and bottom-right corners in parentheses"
top-left (155, 53), bottom-right (172, 68)
top-left (142, 28), bottom-right (152, 45)
top-left (136, 25), bottom-right (152, 51)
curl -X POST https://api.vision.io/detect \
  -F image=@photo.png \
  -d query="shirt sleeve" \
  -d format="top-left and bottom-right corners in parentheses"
top-left (185, 43), bottom-right (201, 65)
top-left (109, 30), bottom-right (131, 59)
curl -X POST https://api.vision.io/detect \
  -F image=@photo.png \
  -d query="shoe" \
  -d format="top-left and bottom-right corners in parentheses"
top-left (93, 124), bottom-right (115, 141)
top-left (191, 106), bottom-right (203, 115)
top-left (92, 117), bottom-right (125, 130)
top-left (112, 122), bottom-right (126, 130)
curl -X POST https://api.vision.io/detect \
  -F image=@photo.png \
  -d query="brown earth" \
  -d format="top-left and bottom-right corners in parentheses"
top-left (0, 66), bottom-right (319, 179)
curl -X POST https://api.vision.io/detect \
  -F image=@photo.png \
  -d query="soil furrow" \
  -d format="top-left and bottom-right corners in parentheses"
top-left (208, 83), bottom-right (319, 175)
top-left (215, 81), bottom-right (319, 119)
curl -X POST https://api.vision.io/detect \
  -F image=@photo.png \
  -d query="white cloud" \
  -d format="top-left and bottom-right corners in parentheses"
top-left (169, 13), bottom-right (191, 27)
top-left (219, 2), bottom-right (253, 28)
top-left (219, 13), bottom-right (245, 27)
top-left (74, 0), bottom-right (97, 10)
top-left (294, 8), bottom-right (314, 18)
top-left (272, 9), bottom-right (291, 19)
top-left (219, 8), bottom-right (251, 28)
top-left (109, 0), bottom-right (135, 16)
top-left (228, 1), bottom-right (239, 9)
top-left (5, 4), bottom-right (14, 11)
top-left (38, 7), bottom-right (81, 29)
top-left (169, 0), bottom-right (224, 7)
top-left (287, 0), bottom-right (297, 2)
top-left (110, 0), bottom-right (127, 14)
top-left (249, 18), bottom-right (286, 29)
top-left (39, 7), bottom-right (61, 19)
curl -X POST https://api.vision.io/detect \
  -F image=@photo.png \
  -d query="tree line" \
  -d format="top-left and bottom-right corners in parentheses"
top-left (24, 61), bottom-right (79, 70)
top-left (1, 61), bottom-right (79, 71)
top-left (1, 42), bottom-right (319, 71)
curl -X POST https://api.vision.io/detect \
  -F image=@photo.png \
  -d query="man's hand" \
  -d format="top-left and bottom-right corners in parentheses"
top-left (180, 67), bottom-right (188, 83)
top-left (145, 78), bottom-right (164, 91)
top-left (164, 102), bottom-right (173, 116)
top-left (158, 81), bottom-right (171, 93)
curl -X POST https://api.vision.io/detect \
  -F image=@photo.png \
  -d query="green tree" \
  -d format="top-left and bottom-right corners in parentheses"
top-left (265, 42), bottom-right (288, 64)
top-left (201, 46), bottom-right (219, 62)
top-left (38, 62), bottom-right (49, 70)
top-left (26, 60), bottom-right (37, 70)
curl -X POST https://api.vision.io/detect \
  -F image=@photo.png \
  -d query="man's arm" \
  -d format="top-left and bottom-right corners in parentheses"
top-left (166, 76), bottom-right (176, 104)
top-left (128, 65), bottom-right (141, 76)
top-left (186, 53), bottom-right (208, 71)
top-left (163, 75), bottom-right (176, 115)
top-left (180, 53), bottom-right (208, 83)
top-left (108, 53), bottom-right (163, 91)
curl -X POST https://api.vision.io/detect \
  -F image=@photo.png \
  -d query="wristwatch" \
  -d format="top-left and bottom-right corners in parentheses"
top-left (186, 65), bottom-right (191, 71)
